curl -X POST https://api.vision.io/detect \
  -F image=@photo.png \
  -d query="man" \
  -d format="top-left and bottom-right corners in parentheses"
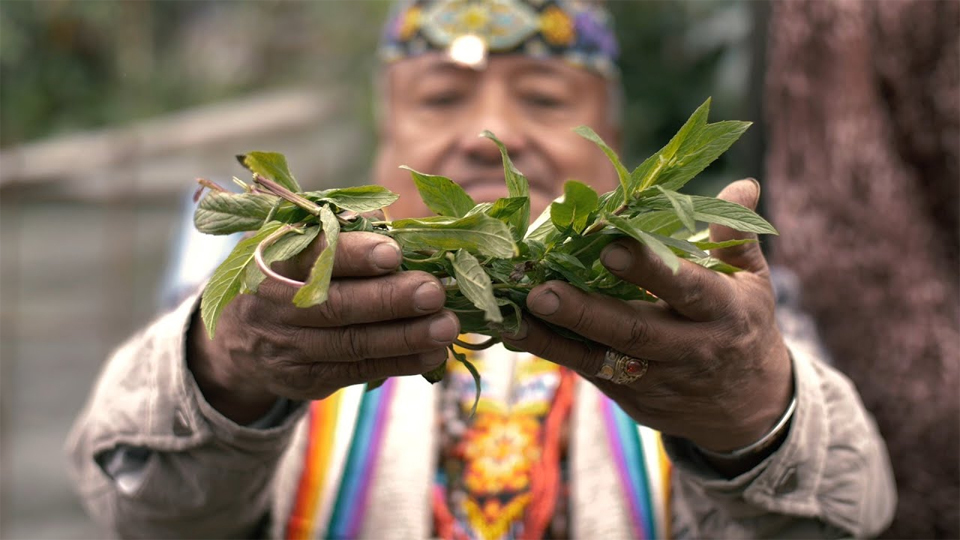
top-left (67, 1), bottom-right (895, 538)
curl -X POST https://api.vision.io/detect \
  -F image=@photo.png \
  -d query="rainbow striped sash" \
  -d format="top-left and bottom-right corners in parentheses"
top-left (285, 380), bottom-right (396, 539)
top-left (600, 397), bottom-right (673, 540)
top-left (283, 377), bottom-right (672, 539)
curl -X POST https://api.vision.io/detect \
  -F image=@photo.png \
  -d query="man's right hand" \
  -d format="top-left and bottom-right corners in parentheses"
top-left (186, 231), bottom-right (457, 424)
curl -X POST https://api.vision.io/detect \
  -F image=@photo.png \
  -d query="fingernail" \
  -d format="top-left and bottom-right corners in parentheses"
top-left (371, 242), bottom-right (401, 270)
top-left (602, 245), bottom-right (632, 271)
top-left (503, 320), bottom-right (528, 340)
top-left (414, 281), bottom-right (444, 311)
top-left (429, 313), bottom-right (459, 342)
top-left (529, 290), bottom-right (560, 316)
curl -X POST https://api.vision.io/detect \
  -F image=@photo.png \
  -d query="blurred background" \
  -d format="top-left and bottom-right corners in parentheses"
top-left (0, 2), bottom-right (761, 537)
top-left (1, 1), bottom-right (956, 539)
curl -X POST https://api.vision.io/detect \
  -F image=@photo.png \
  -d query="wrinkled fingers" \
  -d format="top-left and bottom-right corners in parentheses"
top-left (289, 310), bottom-right (460, 361)
top-left (524, 281), bottom-right (701, 362)
top-left (269, 348), bottom-right (449, 400)
top-left (601, 239), bottom-right (736, 322)
top-left (265, 271), bottom-right (446, 327)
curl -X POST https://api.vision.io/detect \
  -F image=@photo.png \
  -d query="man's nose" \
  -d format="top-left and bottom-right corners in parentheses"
top-left (459, 89), bottom-right (527, 165)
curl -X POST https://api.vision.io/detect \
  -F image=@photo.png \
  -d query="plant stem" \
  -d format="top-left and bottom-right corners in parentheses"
top-left (195, 177), bottom-right (227, 193)
top-left (444, 283), bottom-right (534, 293)
top-left (638, 155), bottom-right (667, 192)
top-left (570, 235), bottom-right (607, 258)
top-left (454, 337), bottom-right (499, 351)
top-left (194, 178), bottom-right (227, 202)
top-left (581, 156), bottom-right (668, 237)
top-left (254, 224), bottom-right (307, 288)
top-left (254, 174), bottom-right (323, 216)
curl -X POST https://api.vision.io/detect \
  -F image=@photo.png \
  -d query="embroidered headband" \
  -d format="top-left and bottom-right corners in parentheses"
top-left (379, 0), bottom-right (620, 78)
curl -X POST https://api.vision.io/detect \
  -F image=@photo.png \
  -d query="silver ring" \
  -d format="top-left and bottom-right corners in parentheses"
top-left (596, 349), bottom-right (649, 385)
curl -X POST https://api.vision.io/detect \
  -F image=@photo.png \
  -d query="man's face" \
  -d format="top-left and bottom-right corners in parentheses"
top-left (373, 53), bottom-right (620, 220)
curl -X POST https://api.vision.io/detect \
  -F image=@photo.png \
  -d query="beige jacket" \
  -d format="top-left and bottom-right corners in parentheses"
top-left (66, 292), bottom-right (896, 539)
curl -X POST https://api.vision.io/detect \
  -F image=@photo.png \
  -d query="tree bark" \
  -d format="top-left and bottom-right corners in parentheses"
top-left (764, 1), bottom-right (959, 538)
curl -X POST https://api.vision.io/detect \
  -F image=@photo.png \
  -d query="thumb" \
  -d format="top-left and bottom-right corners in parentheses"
top-left (710, 178), bottom-right (769, 274)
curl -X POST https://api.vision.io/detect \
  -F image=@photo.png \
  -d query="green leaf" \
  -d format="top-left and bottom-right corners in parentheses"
top-left (239, 152), bottom-right (302, 192)
top-left (575, 125), bottom-right (630, 203)
top-left (422, 361), bottom-right (447, 384)
top-left (465, 202), bottom-right (494, 216)
top-left (628, 99), bottom-right (710, 193)
top-left (446, 305), bottom-right (490, 335)
top-left (656, 120), bottom-right (752, 192)
top-left (525, 205), bottom-right (558, 244)
top-left (649, 232), bottom-right (708, 258)
top-left (304, 185), bottom-right (400, 214)
top-left (292, 206), bottom-right (340, 307)
top-left (479, 131), bottom-right (530, 238)
top-left (655, 186), bottom-right (696, 232)
top-left (451, 250), bottom-right (502, 323)
top-left (487, 197), bottom-right (527, 222)
top-left (679, 229), bottom-right (710, 243)
top-left (201, 221), bottom-right (285, 338)
top-left (244, 224), bottom-right (320, 293)
top-left (450, 346), bottom-right (482, 417)
top-left (688, 196), bottom-right (777, 235)
top-left (592, 278), bottom-right (659, 302)
top-left (691, 256), bottom-right (742, 274)
top-left (484, 259), bottom-right (520, 284)
top-left (628, 98), bottom-right (750, 194)
top-left (543, 252), bottom-right (592, 291)
top-left (400, 166), bottom-right (475, 218)
top-left (390, 213), bottom-right (517, 259)
top-left (494, 297), bottom-right (523, 335)
top-left (643, 195), bottom-right (777, 235)
top-left (605, 214), bottom-right (681, 273)
top-left (550, 180), bottom-right (599, 234)
top-left (523, 239), bottom-right (547, 260)
top-left (194, 191), bottom-right (278, 235)
top-left (659, 97), bottom-right (711, 164)
top-left (626, 210), bottom-right (683, 236)
top-left (558, 233), bottom-right (616, 263)
top-left (693, 238), bottom-right (758, 251)
top-left (599, 185), bottom-right (627, 213)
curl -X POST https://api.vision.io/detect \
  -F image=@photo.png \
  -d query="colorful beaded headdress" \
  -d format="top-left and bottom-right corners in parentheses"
top-left (379, 0), bottom-right (619, 78)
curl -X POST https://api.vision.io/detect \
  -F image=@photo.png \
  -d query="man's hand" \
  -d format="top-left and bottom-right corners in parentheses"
top-left (503, 179), bottom-right (793, 455)
top-left (187, 231), bottom-right (459, 424)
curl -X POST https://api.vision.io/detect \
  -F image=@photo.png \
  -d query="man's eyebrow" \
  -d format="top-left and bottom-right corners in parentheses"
top-left (419, 59), bottom-right (477, 77)
top-left (517, 62), bottom-right (566, 76)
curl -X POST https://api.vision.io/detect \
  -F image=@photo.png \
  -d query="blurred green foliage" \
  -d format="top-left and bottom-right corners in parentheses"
top-left (0, 0), bottom-right (760, 193)
top-left (0, 1), bottom-right (390, 146)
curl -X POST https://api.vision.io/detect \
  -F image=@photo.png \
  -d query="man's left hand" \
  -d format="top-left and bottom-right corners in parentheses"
top-left (502, 179), bottom-right (793, 453)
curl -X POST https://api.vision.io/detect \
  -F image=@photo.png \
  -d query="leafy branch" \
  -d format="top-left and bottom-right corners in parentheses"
top-left (193, 98), bottom-right (776, 409)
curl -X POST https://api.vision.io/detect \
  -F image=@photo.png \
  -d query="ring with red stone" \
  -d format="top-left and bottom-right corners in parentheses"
top-left (596, 349), bottom-right (649, 385)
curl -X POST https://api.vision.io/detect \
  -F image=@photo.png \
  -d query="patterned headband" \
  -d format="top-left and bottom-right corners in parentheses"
top-left (379, 0), bottom-right (620, 78)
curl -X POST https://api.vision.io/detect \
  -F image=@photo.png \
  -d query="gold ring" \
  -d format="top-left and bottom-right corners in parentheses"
top-left (596, 349), bottom-right (648, 385)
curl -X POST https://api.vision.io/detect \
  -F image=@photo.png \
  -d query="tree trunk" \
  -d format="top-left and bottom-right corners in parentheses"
top-left (764, 1), bottom-right (959, 538)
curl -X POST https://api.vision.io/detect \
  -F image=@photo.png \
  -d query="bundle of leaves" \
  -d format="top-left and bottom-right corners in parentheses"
top-left (193, 98), bottom-right (776, 409)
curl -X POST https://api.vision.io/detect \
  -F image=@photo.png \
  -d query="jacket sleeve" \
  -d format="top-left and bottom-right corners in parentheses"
top-left (64, 294), bottom-right (307, 539)
top-left (663, 308), bottom-right (897, 539)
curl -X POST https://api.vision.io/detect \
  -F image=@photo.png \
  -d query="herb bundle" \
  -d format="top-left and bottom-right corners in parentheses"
top-left (193, 98), bottom-right (777, 409)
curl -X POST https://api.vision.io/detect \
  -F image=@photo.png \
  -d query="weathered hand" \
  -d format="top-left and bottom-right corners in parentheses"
top-left (503, 179), bottom-right (792, 453)
top-left (187, 231), bottom-right (459, 423)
